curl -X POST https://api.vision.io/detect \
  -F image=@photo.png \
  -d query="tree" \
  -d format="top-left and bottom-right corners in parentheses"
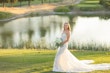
top-left (41, 0), bottom-right (44, 4)
top-left (18, 0), bottom-right (22, 7)
top-left (0, 0), bottom-right (34, 7)
top-left (49, 0), bottom-right (51, 3)
top-left (9, 0), bottom-right (18, 7)
top-left (0, 0), bottom-right (18, 7)
top-left (0, 0), bottom-right (8, 7)
top-left (18, 0), bottom-right (34, 7)
top-left (28, 0), bottom-right (31, 6)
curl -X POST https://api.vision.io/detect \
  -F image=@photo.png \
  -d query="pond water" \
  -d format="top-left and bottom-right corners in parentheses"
top-left (0, 15), bottom-right (110, 50)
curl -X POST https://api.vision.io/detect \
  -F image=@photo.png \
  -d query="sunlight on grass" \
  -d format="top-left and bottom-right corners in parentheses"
top-left (0, 49), bottom-right (110, 73)
top-left (0, 49), bottom-right (56, 56)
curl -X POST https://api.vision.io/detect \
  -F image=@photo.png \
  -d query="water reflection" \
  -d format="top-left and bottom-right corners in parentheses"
top-left (73, 16), bottom-right (110, 44)
top-left (0, 15), bottom-right (71, 48)
top-left (0, 15), bottom-right (110, 50)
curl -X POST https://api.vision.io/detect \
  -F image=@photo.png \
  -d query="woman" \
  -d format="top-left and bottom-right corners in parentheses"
top-left (53, 22), bottom-right (110, 72)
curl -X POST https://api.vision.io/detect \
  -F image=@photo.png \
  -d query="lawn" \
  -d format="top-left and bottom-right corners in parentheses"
top-left (0, 49), bottom-right (110, 73)
top-left (77, 0), bottom-right (100, 6)
top-left (75, 0), bottom-right (104, 11)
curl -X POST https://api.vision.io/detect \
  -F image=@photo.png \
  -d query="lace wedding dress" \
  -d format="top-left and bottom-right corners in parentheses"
top-left (53, 32), bottom-right (110, 72)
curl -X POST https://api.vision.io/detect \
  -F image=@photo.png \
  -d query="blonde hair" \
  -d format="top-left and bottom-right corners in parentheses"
top-left (64, 22), bottom-right (71, 31)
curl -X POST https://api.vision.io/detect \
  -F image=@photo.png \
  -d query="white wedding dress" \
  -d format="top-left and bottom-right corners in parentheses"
top-left (53, 32), bottom-right (110, 72)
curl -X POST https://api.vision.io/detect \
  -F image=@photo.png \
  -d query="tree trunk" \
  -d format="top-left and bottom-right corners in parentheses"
top-left (41, 0), bottom-right (44, 4)
top-left (49, 0), bottom-right (50, 3)
top-left (11, 2), bottom-right (13, 7)
top-left (28, 0), bottom-right (31, 6)
top-left (19, 1), bottom-right (22, 7)
top-left (3, 0), bottom-right (5, 7)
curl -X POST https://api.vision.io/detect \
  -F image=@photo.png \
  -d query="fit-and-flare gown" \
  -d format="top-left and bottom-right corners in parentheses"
top-left (53, 32), bottom-right (110, 72)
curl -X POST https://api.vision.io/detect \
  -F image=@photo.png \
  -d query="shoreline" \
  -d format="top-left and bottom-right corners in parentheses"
top-left (0, 10), bottom-right (110, 22)
top-left (0, 0), bottom-right (110, 22)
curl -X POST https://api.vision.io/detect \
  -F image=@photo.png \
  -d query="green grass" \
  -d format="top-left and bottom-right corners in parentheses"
top-left (0, 12), bottom-right (13, 19)
top-left (0, 49), bottom-right (110, 73)
top-left (74, 0), bottom-right (104, 11)
top-left (84, 1), bottom-right (99, 4)
top-left (76, 4), bottom-right (101, 7)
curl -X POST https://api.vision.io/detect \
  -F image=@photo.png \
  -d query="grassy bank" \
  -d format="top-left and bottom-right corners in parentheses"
top-left (54, 0), bottom-right (106, 12)
top-left (0, 12), bottom-right (13, 19)
top-left (0, 49), bottom-right (110, 73)
top-left (75, 0), bottom-right (104, 11)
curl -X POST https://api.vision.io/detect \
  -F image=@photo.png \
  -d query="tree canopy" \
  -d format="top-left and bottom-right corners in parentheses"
top-left (0, 0), bottom-right (34, 7)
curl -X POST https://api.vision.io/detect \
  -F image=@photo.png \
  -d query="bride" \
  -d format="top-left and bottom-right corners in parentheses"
top-left (53, 22), bottom-right (110, 72)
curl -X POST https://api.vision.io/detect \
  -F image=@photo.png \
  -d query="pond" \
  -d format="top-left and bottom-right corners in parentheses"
top-left (0, 15), bottom-right (110, 50)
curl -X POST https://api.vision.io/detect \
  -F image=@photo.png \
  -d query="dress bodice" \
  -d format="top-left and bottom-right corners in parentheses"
top-left (61, 32), bottom-right (67, 42)
top-left (61, 31), bottom-right (71, 42)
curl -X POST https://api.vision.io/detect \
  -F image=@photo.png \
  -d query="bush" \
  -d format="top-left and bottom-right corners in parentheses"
top-left (99, 0), bottom-right (110, 9)
top-left (0, 12), bottom-right (12, 19)
top-left (68, 5), bottom-right (75, 10)
top-left (54, 6), bottom-right (70, 12)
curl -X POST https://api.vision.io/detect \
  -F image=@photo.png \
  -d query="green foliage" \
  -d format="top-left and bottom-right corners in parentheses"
top-left (29, 12), bottom-right (39, 16)
top-left (100, 0), bottom-right (110, 9)
top-left (0, 0), bottom-right (62, 7)
top-left (67, 5), bottom-right (75, 10)
top-left (54, 6), bottom-right (70, 12)
top-left (0, 12), bottom-right (12, 19)
top-left (0, 0), bottom-right (34, 7)
top-left (99, 15), bottom-right (110, 20)
top-left (72, 41), bottom-right (110, 51)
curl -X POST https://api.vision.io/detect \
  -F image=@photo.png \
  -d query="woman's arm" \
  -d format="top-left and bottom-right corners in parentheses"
top-left (61, 31), bottom-right (70, 45)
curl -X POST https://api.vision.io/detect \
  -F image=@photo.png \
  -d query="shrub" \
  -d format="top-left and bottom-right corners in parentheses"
top-left (99, 0), bottom-right (110, 9)
top-left (68, 5), bottom-right (75, 10)
top-left (54, 6), bottom-right (70, 12)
